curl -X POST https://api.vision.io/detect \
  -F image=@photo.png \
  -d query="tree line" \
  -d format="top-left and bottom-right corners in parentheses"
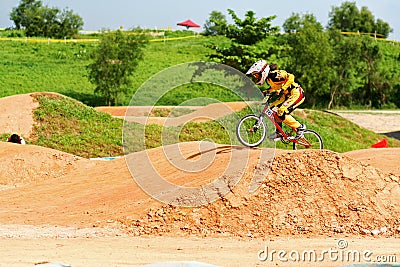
top-left (9, 0), bottom-right (83, 38)
top-left (204, 2), bottom-right (399, 109)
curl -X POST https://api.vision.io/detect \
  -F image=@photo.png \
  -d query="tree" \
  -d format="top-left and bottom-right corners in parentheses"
top-left (56, 8), bottom-right (84, 39)
top-left (203, 11), bottom-right (227, 36)
top-left (355, 36), bottom-right (387, 108)
top-left (87, 30), bottom-right (148, 106)
top-left (10, 0), bottom-right (83, 38)
top-left (225, 9), bottom-right (278, 45)
top-left (207, 9), bottom-right (279, 72)
top-left (375, 19), bottom-right (392, 39)
top-left (326, 31), bottom-right (364, 108)
top-left (328, 2), bottom-right (360, 32)
top-left (328, 1), bottom-right (392, 38)
top-left (281, 13), bottom-right (334, 107)
top-left (359, 6), bottom-right (374, 34)
top-left (9, 0), bottom-right (41, 30)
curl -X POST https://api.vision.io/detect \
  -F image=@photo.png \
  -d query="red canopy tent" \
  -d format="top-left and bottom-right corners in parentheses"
top-left (177, 19), bottom-right (201, 29)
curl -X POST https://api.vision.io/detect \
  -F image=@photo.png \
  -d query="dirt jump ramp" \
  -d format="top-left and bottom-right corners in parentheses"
top-left (0, 142), bottom-right (399, 238)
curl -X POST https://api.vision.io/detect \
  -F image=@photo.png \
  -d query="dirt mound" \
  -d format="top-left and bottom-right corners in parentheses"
top-left (0, 93), bottom-right (38, 137)
top-left (120, 149), bottom-right (400, 238)
top-left (0, 141), bottom-right (399, 239)
top-left (0, 142), bottom-right (263, 227)
top-left (0, 142), bottom-right (84, 187)
top-left (0, 92), bottom-right (66, 139)
top-left (344, 148), bottom-right (400, 176)
top-left (0, 142), bottom-right (400, 237)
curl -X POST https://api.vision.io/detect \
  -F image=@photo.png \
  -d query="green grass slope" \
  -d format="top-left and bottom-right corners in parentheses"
top-left (0, 37), bottom-right (215, 106)
top-left (6, 94), bottom-right (398, 158)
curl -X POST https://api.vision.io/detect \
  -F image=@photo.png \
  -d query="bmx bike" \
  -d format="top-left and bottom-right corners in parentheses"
top-left (236, 95), bottom-right (324, 149)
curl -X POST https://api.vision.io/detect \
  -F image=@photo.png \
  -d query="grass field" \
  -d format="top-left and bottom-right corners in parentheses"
top-left (0, 36), bottom-right (224, 106)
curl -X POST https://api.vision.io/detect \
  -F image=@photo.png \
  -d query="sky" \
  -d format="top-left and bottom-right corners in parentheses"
top-left (1, 0), bottom-right (399, 40)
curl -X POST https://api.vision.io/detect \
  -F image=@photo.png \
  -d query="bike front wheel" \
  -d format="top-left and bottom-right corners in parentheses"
top-left (236, 114), bottom-right (267, 147)
top-left (293, 129), bottom-right (324, 150)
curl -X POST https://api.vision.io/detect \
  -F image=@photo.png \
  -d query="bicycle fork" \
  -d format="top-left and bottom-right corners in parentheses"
top-left (250, 115), bottom-right (265, 133)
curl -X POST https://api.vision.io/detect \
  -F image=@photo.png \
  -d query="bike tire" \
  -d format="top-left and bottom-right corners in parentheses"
top-left (236, 114), bottom-right (267, 147)
top-left (292, 129), bottom-right (324, 150)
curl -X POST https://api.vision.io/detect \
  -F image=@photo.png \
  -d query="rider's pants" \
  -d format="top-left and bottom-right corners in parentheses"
top-left (283, 115), bottom-right (301, 129)
top-left (276, 97), bottom-right (305, 130)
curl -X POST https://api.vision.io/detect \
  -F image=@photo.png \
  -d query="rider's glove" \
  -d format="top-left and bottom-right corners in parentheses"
top-left (277, 106), bottom-right (288, 116)
top-left (261, 95), bottom-right (270, 104)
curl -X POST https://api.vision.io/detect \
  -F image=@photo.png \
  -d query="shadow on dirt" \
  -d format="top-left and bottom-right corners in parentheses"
top-left (384, 131), bottom-right (400, 140)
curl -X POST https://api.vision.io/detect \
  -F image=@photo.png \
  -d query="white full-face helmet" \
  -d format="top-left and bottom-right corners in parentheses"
top-left (246, 60), bottom-right (270, 85)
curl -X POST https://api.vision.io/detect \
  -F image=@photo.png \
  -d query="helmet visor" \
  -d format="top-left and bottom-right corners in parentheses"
top-left (249, 72), bottom-right (262, 83)
top-left (252, 72), bottom-right (261, 80)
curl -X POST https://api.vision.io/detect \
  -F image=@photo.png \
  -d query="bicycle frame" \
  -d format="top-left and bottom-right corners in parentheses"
top-left (259, 102), bottom-right (312, 148)
top-left (260, 103), bottom-right (293, 138)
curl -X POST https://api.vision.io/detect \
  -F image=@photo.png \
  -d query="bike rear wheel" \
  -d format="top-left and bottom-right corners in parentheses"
top-left (236, 114), bottom-right (267, 147)
top-left (293, 130), bottom-right (324, 150)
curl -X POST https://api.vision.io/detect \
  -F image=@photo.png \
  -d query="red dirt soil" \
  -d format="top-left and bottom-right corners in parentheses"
top-left (96, 102), bottom-right (249, 126)
top-left (1, 93), bottom-right (400, 239)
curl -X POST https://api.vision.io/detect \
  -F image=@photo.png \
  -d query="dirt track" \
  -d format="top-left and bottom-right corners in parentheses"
top-left (2, 236), bottom-right (400, 267)
top-left (95, 102), bottom-right (248, 126)
top-left (1, 94), bottom-right (400, 267)
top-left (332, 110), bottom-right (400, 134)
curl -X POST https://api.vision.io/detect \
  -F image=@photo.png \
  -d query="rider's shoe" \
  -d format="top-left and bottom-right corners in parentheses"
top-left (268, 132), bottom-right (283, 141)
top-left (295, 124), bottom-right (306, 138)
